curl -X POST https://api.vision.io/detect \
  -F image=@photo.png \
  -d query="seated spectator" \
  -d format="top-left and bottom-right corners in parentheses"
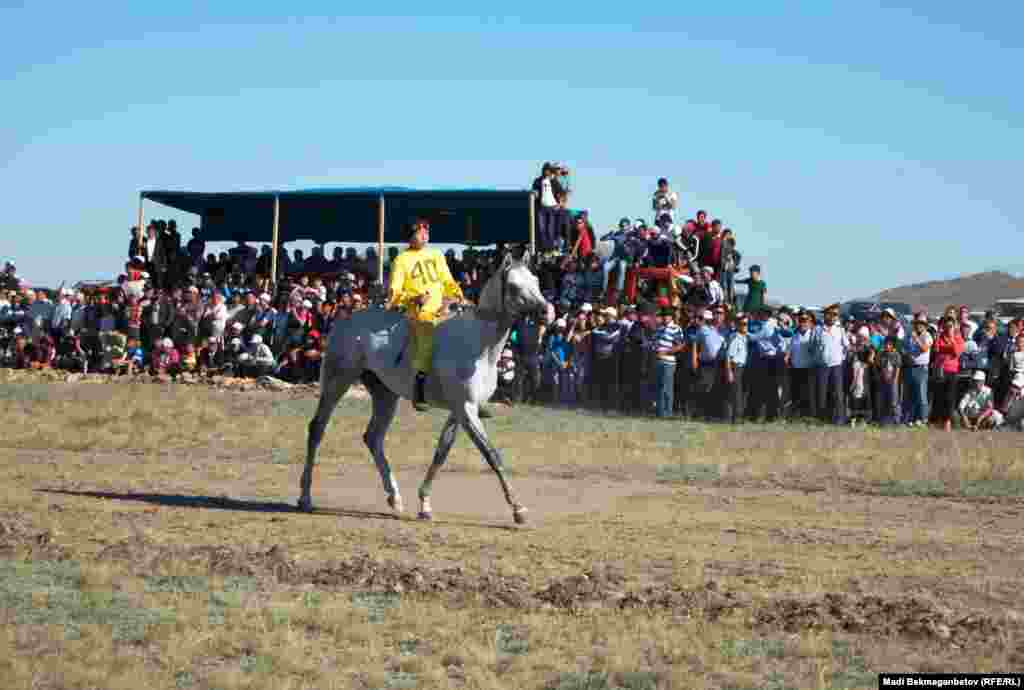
top-left (125, 337), bottom-right (145, 374)
top-left (179, 343), bottom-right (198, 373)
top-left (99, 331), bottom-right (128, 374)
top-left (276, 346), bottom-right (305, 383)
top-left (243, 334), bottom-right (276, 378)
top-left (197, 337), bottom-right (226, 376)
top-left (57, 333), bottom-right (89, 373)
top-left (959, 370), bottom-right (1001, 430)
top-left (11, 333), bottom-right (32, 369)
top-left (303, 332), bottom-right (322, 382)
top-left (150, 338), bottom-right (181, 379)
top-left (31, 334), bottom-right (56, 370)
top-left (998, 373), bottom-right (1024, 430)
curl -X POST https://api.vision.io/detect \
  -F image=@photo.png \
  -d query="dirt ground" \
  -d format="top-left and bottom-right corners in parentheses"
top-left (1, 375), bottom-right (1023, 689)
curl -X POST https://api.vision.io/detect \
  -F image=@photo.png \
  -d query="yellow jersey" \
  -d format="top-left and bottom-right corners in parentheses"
top-left (386, 247), bottom-right (464, 322)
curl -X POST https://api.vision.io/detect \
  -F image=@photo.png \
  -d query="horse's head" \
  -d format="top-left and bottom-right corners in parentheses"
top-left (478, 249), bottom-right (555, 325)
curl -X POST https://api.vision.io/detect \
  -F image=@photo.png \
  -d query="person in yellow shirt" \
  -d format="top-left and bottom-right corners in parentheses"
top-left (387, 218), bottom-right (466, 411)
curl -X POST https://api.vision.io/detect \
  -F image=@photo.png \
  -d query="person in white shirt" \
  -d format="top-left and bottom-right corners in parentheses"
top-left (701, 266), bottom-right (724, 306)
top-left (812, 303), bottom-right (849, 424)
top-left (652, 178), bottom-right (679, 222)
top-left (244, 334), bottom-right (276, 378)
top-left (787, 310), bottom-right (818, 419)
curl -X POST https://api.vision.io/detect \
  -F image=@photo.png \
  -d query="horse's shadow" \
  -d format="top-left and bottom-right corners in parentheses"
top-left (36, 489), bottom-right (520, 530)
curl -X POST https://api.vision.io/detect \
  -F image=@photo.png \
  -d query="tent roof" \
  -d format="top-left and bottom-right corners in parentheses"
top-left (141, 187), bottom-right (535, 246)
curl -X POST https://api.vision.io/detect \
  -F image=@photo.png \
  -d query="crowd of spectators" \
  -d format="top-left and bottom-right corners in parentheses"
top-left (2, 165), bottom-right (1022, 432)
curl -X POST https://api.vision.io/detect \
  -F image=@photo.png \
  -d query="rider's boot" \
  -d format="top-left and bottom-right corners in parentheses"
top-left (413, 371), bottom-right (430, 412)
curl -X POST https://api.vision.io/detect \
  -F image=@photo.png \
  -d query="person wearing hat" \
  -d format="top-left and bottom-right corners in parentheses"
top-left (810, 303), bottom-right (850, 425)
top-left (617, 301), bottom-right (654, 414)
top-left (722, 312), bottom-right (751, 424)
top-left (244, 333), bottom-right (276, 378)
top-left (746, 305), bottom-right (787, 423)
top-left (958, 369), bottom-right (999, 430)
top-left (902, 314), bottom-right (934, 426)
top-left (689, 308), bottom-right (724, 421)
top-left (386, 217), bottom-right (467, 411)
top-left (588, 306), bottom-right (623, 412)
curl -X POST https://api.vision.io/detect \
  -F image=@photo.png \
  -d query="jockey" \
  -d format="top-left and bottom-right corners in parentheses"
top-left (387, 217), bottom-right (466, 411)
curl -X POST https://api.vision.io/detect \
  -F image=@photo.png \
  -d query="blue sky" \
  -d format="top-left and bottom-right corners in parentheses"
top-left (2, 3), bottom-right (1022, 304)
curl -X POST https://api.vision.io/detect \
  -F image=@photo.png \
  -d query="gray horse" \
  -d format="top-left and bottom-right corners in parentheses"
top-left (299, 249), bottom-right (555, 524)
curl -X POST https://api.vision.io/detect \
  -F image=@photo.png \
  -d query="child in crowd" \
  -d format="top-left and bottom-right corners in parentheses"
top-left (876, 336), bottom-right (902, 425)
top-left (736, 264), bottom-right (766, 315)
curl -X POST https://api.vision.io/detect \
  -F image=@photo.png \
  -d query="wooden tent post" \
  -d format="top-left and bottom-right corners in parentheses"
top-left (377, 194), bottom-right (385, 286)
top-left (528, 191), bottom-right (536, 256)
top-left (271, 195), bottom-right (280, 287)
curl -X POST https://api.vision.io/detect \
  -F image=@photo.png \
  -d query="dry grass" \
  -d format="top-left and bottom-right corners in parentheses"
top-left (1, 374), bottom-right (1023, 689)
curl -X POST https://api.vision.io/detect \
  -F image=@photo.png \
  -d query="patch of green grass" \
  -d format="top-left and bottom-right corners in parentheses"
top-left (544, 671), bottom-right (660, 690)
top-left (830, 640), bottom-right (874, 689)
top-left (656, 463), bottom-right (721, 484)
top-left (875, 479), bottom-right (946, 497)
top-left (495, 623), bottom-right (529, 658)
top-left (352, 591), bottom-right (400, 623)
top-left (144, 575), bottom-right (209, 593)
top-left (0, 382), bottom-right (58, 403)
top-left (378, 670), bottom-right (418, 689)
top-left (959, 479), bottom-right (1024, 497)
top-left (239, 653), bottom-right (274, 674)
top-left (720, 638), bottom-right (786, 659)
top-left (0, 559), bottom-right (173, 641)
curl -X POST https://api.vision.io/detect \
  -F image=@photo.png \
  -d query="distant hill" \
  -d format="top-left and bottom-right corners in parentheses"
top-left (869, 271), bottom-right (1024, 314)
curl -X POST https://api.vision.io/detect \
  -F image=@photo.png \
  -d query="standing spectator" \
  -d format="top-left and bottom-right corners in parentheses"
top-left (186, 228), bottom-right (205, 269)
top-left (128, 227), bottom-right (144, 261)
top-left (569, 213), bottom-right (595, 262)
top-left (620, 303), bottom-right (653, 414)
top-left (958, 306), bottom-right (977, 340)
top-left (812, 303), bottom-right (849, 425)
top-left (876, 336), bottom-right (902, 425)
top-left (720, 229), bottom-right (740, 305)
top-left (652, 178), bottom-right (679, 221)
top-left (589, 307), bottom-right (623, 412)
top-left (903, 315), bottom-right (933, 426)
top-left (690, 309), bottom-right (725, 421)
top-left (746, 306), bottom-right (786, 423)
top-left (532, 163), bottom-right (565, 254)
top-left (143, 224), bottom-right (168, 290)
top-left (736, 265), bottom-right (767, 315)
top-left (931, 316), bottom-right (966, 432)
top-left (515, 312), bottom-right (545, 405)
top-left (650, 307), bottom-right (685, 418)
top-left (722, 312), bottom-right (750, 424)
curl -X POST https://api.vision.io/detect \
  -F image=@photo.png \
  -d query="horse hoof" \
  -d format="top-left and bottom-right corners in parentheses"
top-left (513, 507), bottom-right (529, 525)
top-left (387, 494), bottom-right (405, 514)
top-left (297, 498), bottom-right (313, 513)
top-left (417, 511), bottom-right (433, 521)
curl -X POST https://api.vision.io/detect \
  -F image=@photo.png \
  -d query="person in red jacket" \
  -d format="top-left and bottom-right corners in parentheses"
top-left (931, 316), bottom-right (966, 431)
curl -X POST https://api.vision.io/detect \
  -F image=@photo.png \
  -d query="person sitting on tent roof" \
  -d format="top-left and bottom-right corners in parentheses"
top-left (386, 217), bottom-right (467, 411)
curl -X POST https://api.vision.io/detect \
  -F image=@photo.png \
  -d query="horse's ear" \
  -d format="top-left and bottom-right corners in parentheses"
top-left (521, 247), bottom-right (534, 267)
top-left (502, 252), bottom-right (514, 270)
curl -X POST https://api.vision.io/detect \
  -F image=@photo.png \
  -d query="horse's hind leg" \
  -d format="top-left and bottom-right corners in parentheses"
top-left (299, 364), bottom-right (357, 512)
top-left (361, 372), bottom-right (402, 512)
top-left (459, 404), bottom-right (528, 524)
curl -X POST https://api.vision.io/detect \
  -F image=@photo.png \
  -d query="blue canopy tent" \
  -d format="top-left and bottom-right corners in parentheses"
top-left (138, 187), bottom-right (537, 284)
